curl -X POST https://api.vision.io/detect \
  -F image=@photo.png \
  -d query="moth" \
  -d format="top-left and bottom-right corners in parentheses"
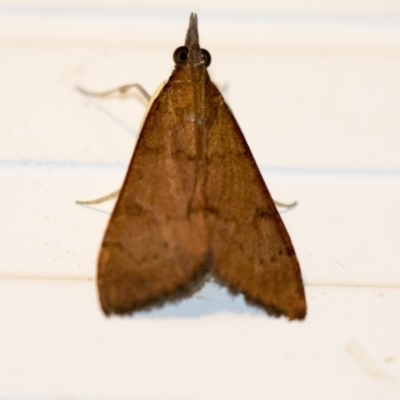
top-left (80, 13), bottom-right (307, 320)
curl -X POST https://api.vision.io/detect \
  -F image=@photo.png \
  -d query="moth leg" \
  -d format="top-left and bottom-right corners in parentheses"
top-left (75, 84), bottom-right (151, 206)
top-left (76, 189), bottom-right (120, 205)
top-left (273, 199), bottom-right (297, 209)
top-left (77, 83), bottom-right (151, 101)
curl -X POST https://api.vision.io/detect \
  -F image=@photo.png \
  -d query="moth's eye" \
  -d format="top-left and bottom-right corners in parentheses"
top-left (201, 49), bottom-right (211, 67)
top-left (173, 46), bottom-right (189, 65)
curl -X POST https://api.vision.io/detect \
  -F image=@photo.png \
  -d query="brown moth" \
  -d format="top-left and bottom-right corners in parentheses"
top-left (96, 13), bottom-right (306, 320)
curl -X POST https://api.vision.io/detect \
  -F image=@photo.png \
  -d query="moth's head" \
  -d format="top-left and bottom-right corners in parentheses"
top-left (173, 13), bottom-right (211, 69)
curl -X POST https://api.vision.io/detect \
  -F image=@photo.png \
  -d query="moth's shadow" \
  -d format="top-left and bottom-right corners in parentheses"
top-left (77, 85), bottom-right (144, 138)
top-left (78, 204), bottom-right (112, 215)
top-left (134, 282), bottom-right (265, 319)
